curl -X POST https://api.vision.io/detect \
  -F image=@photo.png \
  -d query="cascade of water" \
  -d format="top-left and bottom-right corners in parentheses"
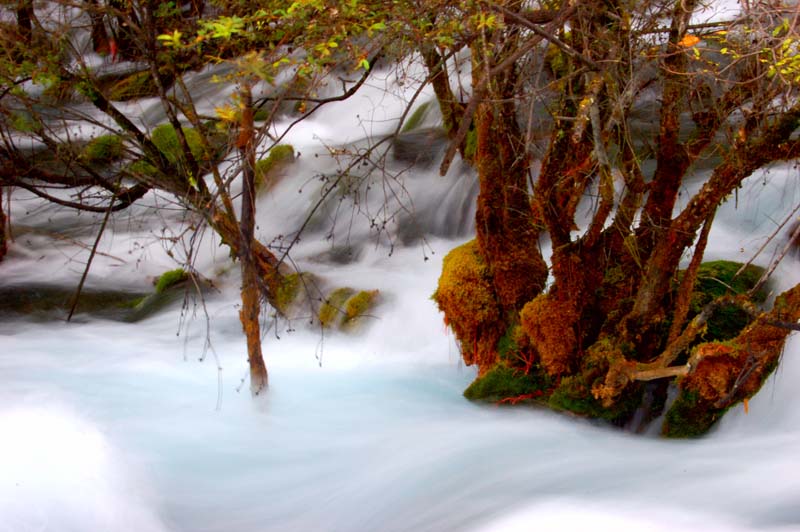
top-left (2, 55), bottom-right (800, 532)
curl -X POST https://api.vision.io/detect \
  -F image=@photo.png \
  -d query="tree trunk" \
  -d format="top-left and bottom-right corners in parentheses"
top-left (237, 85), bottom-right (268, 394)
top-left (0, 187), bottom-right (7, 262)
top-left (16, 0), bottom-right (33, 43)
top-left (86, 0), bottom-right (111, 55)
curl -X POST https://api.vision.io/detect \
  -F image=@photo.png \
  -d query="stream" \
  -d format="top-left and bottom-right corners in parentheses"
top-left (2, 59), bottom-right (800, 532)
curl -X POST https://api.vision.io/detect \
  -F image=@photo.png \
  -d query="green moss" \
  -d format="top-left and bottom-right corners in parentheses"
top-left (126, 159), bottom-right (159, 178)
top-left (401, 101), bottom-right (431, 133)
top-left (318, 287), bottom-right (355, 328)
top-left (464, 127), bottom-right (477, 160)
top-left (273, 272), bottom-right (315, 315)
top-left (662, 389), bottom-right (724, 438)
top-left (549, 373), bottom-right (643, 424)
top-left (464, 363), bottom-right (548, 402)
top-left (496, 324), bottom-right (520, 363)
top-left (10, 111), bottom-right (38, 133)
top-left (154, 268), bottom-right (188, 294)
top-left (151, 123), bottom-right (205, 164)
top-left (107, 71), bottom-right (159, 101)
top-left (255, 144), bottom-right (295, 192)
top-left (685, 260), bottom-right (766, 341)
top-left (344, 289), bottom-right (379, 322)
top-left (81, 134), bottom-right (124, 164)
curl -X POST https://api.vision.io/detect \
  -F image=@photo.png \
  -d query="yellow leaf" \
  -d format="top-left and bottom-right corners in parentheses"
top-left (678, 34), bottom-right (701, 48)
top-left (743, 397), bottom-right (749, 414)
top-left (214, 104), bottom-right (239, 122)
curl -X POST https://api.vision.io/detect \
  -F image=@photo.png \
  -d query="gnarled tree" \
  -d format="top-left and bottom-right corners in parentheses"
top-left (430, 0), bottom-right (800, 435)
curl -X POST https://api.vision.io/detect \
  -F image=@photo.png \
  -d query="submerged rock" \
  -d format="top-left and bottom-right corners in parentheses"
top-left (0, 284), bottom-right (149, 322)
top-left (0, 269), bottom-right (200, 323)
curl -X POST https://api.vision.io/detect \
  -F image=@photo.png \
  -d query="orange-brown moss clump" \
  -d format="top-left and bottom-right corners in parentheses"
top-left (433, 240), bottom-right (502, 370)
top-left (663, 283), bottom-right (800, 437)
top-left (520, 294), bottom-right (579, 376)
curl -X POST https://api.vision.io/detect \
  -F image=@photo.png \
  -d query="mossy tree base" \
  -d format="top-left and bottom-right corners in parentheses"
top-left (439, 250), bottom-right (796, 437)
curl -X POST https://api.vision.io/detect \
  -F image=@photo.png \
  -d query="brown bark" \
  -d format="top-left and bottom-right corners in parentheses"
top-left (640, 0), bottom-right (698, 234)
top-left (420, 44), bottom-right (463, 141)
top-left (681, 282), bottom-right (800, 410)
top-left (472, 52), bottom-right (547, 313)
top-left (0, 187), bottom-right (7, 262)
top-left (237, 85), bottom-right (268, 394)
top-left (16, 0), bottom-right (33, 43)
top-left (629, 109), bottom-right (800, 328)
top-left (86, 0), bottom-right (111, 54)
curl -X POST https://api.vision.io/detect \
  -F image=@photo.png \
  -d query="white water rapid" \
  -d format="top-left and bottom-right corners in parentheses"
top-left (2, 60), bottom-right (800, 532)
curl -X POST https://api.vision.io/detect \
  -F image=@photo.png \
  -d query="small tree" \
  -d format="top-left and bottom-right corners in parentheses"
top-left (0, 0), bottom-right (386, 393)
top-left (427, 0), bottom-right (800, 434)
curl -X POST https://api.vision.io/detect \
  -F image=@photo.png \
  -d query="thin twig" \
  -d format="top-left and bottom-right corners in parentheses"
top-left (67, 188), bottom-right (117, 321)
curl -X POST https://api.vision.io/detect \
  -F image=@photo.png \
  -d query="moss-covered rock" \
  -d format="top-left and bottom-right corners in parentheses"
top-left (662, 388), bottom-right (725, 438)
top-left (255, 144), bottom-right (295, 193)
top-left (154, 268), bottom-right (188, 293)
top-left (273, 271), bottom-right (319, 315)
top-left (315, 286), bottom-right (381, 330)
top-left (549, 372), bottom-right (643, 424)
top-left (0, 284), bottom-right (149, 322)
top-left (342, 289), bottom-right (379, 328)
top-left (433, 240), bottom-right (502, 369)
top-left (80, 134), bottom-right (125, 164)
top-left (319, 287), bottom-right (356, 328)
top-left (663, 283), bottom-right (800, 437)
top-left (464, 362), bottom-right (551, 403)
top-left (151, 123), bottom-right (205, 164)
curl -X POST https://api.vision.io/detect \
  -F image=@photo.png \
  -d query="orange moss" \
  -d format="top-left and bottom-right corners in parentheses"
top-left (688, 284), bottom-right (800, 403)
top-left (433, 240), bottom-right (502, 369)
top-left (682, 343), bottom-right (737, 403)
top-left (487, 244), bottom-right (549, 312)
top-left (520, 294), bottom-right (579, 376)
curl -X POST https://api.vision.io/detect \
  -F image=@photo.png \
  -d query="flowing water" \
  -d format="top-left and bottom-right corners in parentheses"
top-left (2, 61), bottom-right (800, 532)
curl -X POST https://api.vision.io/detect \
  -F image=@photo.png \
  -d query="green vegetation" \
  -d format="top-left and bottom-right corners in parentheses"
top-left (400, 101), bottom-right (431, 133)
top-left (151, 124), bottom-right (205, 164)
top-left (464, 363), bottom-right (549, 403)
top-left (155, 268), bottom-right (189, 294)
top-left (343, 289), bottom-right (379, 324)
top-left (662, 390), bottom-right (724, 438)
top-left (319, 287), bottom-right (356, 328)
top-left (81, 135), bottom-right (124, 164)
top-left (688, 261), bottom-right (766, 341)
top-left (255, 144), bottom-right (295, 192)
